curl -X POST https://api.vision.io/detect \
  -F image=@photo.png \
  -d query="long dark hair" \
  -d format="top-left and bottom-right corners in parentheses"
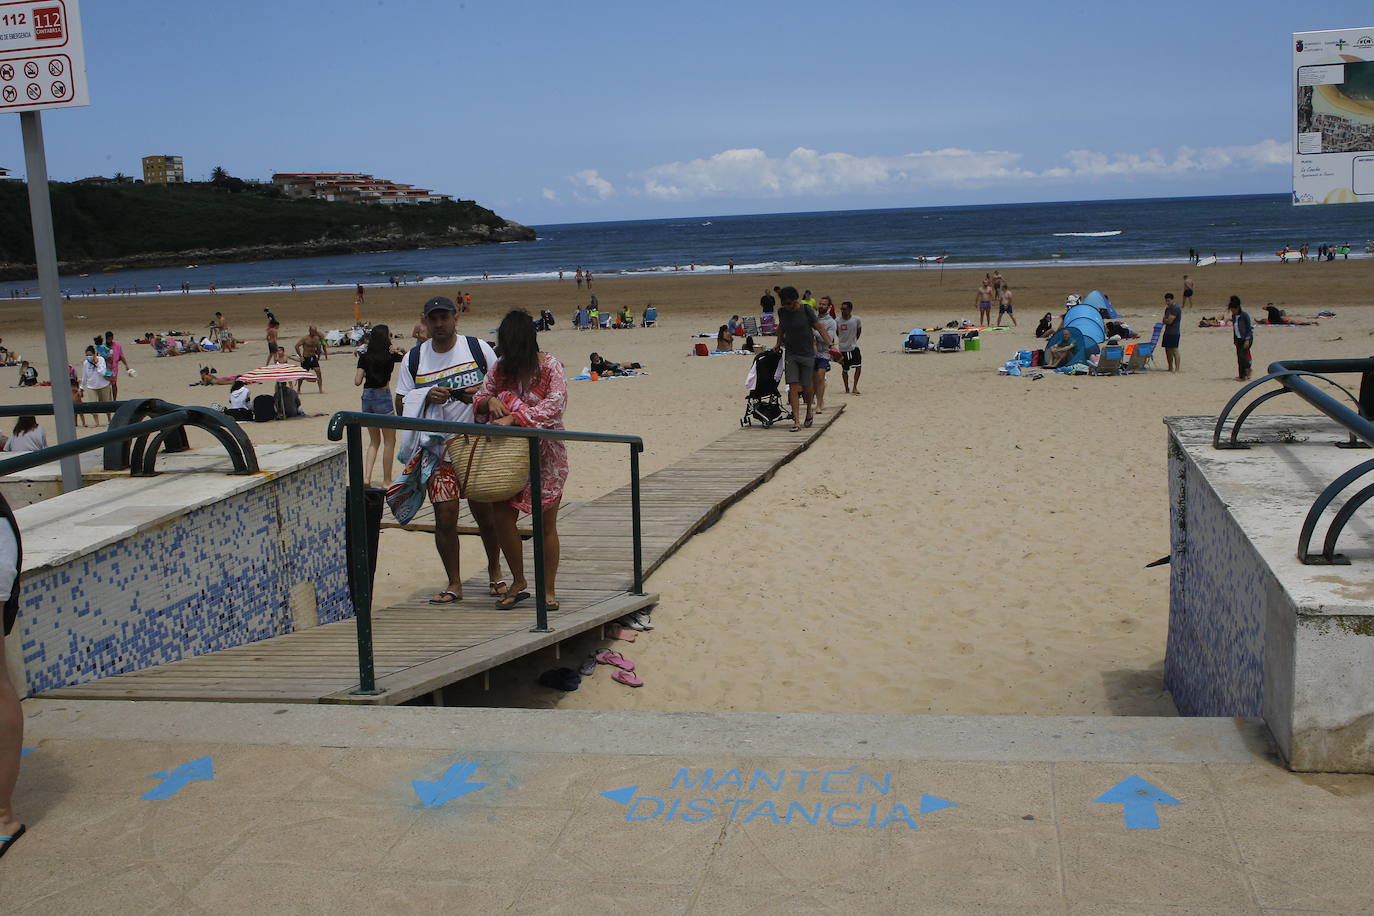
top-left (494, 309), bottom-right (539, 388)
top-left (360, 324), bottom-right (393, 374)
top-left (13, 416), bottom-right (37, 435)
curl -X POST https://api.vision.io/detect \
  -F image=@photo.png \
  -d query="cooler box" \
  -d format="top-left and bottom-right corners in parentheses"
top-left (694, 343), bottom-right (710, 356)
top-left (964, 338), bottom-right (980, 351)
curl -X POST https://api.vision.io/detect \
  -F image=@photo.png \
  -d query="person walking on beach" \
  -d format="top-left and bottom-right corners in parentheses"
top-left (354, 325), bottom-right (404, 486)
top-left (266, 315), bottom-right (280, 362)
top-left (294, 326), bottom-right (327, 394)
top-left (474, 309), bottom-right (569, 611)
top-left (835, 301), bottom-right (863, 394)
top-left (394, 296), bottom-right (505, 605)
top-left (1161, 292), bottom-right (1182, 372)
top-left (1182, 275), bottom-right (1194, 307)
top-left (80, 345), bottom-right (111, 421)
top-left (1228, 296), bottom-right (1254, 381)
top-left (975, 278), bottom-right (994, 326)
top-left (812, 300), bottom-right (837, 413)
top-left (774, 285), bottom-right (832, 432)
top-left (997, 285), bottom-right (1017, 327)
top-left (575, 268), bottom-right (583, 289)
top-left (104, 331), bottom-right (131, 399)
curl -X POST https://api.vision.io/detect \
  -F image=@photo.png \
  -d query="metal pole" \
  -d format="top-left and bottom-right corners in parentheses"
top-left (19, 111), bottom-right (80, 493)
top-left (630, 447), bottom-right (644, 595)
top-left (345, 423), bottom-right (381, 694)
top-left (528, 437), bottom-right (549, 632)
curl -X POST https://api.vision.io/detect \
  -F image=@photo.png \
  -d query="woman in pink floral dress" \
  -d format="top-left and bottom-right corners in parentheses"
top-left (475, 309), bottom-right (569, 610)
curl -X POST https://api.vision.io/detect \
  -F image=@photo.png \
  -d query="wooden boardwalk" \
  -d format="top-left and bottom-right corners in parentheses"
top-left (42, 407), bottom-right (844, 705)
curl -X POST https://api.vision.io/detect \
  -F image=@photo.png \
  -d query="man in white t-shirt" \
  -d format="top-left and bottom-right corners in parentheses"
top-left (835, 301), bottom-right (863, 395)
top-left (393, 296), bottom-right (504, 605)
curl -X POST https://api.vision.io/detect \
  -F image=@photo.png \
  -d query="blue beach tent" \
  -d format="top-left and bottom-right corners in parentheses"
top-left (1047, 326), bottom-right (1092, 366)
top-left (1081, 290), bottom-right (1118, 319)
top-left (1063, 303), bottom-right (1105, 354)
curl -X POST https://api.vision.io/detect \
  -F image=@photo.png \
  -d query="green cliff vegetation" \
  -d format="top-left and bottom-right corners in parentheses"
top-left (0, 177), bottom-right (533, 278)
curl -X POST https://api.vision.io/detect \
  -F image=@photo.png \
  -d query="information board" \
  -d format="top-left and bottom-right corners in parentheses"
top-left (0, 0), bottom-right (87, 112)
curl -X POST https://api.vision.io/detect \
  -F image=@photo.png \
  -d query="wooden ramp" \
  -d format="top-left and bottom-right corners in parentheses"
top-left (42, 407), bottom-right (844, 705)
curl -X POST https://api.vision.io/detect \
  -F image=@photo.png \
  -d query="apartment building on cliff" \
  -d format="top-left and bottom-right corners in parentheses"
top-left (271, 172), bottom-right (451, 206)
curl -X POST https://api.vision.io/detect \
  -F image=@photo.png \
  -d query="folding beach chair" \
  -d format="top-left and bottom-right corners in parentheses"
top-left (1092, 345), bottom-right (1125, 375)
top-left (1124, 342), bottom-right (1153, 372)
top-left (742, 316), bottom-right (759, 337)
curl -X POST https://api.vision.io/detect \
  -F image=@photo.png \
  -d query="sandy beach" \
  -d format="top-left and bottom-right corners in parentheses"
top-left (1, 258), bottom-right (1370, 717)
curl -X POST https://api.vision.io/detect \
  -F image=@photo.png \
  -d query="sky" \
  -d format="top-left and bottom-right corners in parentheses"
top-left (1, 0), bottom-right (1371, 225)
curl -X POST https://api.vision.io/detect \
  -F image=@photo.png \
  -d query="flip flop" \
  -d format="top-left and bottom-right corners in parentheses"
top-left (497, 590), bottom-right (531, 610)
top-left (428, 590), bottom-right (461, 605)
top-left (612, 670), bottom-right (643, 687)
top-left (0, 824), bottom-right (26, 859)
top-left (595, 650), bottom-right (635, 672)
top-left (488, 580), bottom-right (508, 597)
top-left (804, 414), bottom-right (814, 428)
top-left (545, 600), bottom-right (561, 612)
top-left (606, 626), bottom-right (637, 642)
top-left (789, 425), bottom-right (802, 432)
top-left (578, 655), bottom-right (598, 677)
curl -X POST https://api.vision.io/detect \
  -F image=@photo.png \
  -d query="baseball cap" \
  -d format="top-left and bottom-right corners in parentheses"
top-left (422, 296), bottom-right (457, 315)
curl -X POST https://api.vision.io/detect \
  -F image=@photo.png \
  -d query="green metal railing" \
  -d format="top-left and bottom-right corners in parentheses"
top-left (326, 411), bottom-right (645, 696)
top-left (0, 399), bottom-right (258, 478)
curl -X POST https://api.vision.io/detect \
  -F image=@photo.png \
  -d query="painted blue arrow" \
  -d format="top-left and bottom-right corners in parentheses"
top-left (412, 761), bottom-right (489, 808)
top-left (600, 785), bottom-right (637, 805)
top-left (1094, 775), bottom-right (1181, 829)
top-left (143, 756), bottom-right (214, 801)
top-left (919, 794), bottom-right (958, 815)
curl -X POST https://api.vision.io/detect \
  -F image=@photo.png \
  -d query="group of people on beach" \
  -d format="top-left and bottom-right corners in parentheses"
top-left (974, 272), bottom-right (1016, 327)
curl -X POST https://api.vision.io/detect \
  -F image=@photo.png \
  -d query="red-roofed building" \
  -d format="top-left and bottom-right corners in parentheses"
top-left (271, 172), bottom-right (451, 206)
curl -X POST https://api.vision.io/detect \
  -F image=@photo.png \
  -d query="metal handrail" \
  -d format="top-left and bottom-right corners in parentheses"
top-left (0, 411), bottom-right (193, 476)
top-left (326, 410), bottom-right (646, 696)
top-left (0, 399), bottom-right (259, 475)
top-left (1210, 357), bottom-right (1374, 564)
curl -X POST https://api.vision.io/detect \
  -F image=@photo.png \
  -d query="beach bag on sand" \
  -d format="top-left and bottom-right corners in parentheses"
top-left (252, 394), bottom-right (276, 422)
top-left (446, 433), bottom-right (528, 502)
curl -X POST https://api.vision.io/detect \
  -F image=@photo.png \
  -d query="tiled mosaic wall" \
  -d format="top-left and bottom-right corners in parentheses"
top-left (1164, 438), bottom-right (1269, 717)
top-left (17, 454), bottom-right (350, 696)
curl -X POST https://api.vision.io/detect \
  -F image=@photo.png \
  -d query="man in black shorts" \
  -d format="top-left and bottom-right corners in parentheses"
top-left (1162, 292), bottom-right (1182, 372)
top-left (835, 300), bottom-right (864, 394)
top-left (294, 325), bottom-right (328, 393)
top-left (1182, 275), bottom-right (1194, 307)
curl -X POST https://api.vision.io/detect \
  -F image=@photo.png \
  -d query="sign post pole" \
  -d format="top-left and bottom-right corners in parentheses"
top-left (19, 108), bottom-right (80, 491)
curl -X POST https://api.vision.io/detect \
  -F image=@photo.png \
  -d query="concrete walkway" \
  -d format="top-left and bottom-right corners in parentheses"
top-left (8, 700), bottom-right (1374, 913)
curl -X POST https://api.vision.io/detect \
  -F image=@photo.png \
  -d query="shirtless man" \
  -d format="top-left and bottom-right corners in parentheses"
top-left (975, 278), bottom-right (994, 326)
top-left (265, 315), bottom-right (280, 362)
top-left (1182, 275), bottom-right (1194, 308)
top-left (997, 284), bottom-right (1017, 327)
top-left (294, 326), bottom-right (327, 393)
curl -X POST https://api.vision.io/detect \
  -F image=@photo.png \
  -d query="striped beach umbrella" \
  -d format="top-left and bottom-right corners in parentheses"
top-left (236, 363), bottom-right (317, 383)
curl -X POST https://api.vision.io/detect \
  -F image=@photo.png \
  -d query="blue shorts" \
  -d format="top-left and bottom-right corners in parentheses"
top-left (361, 387), bottom-right (394, 415)
top-left (814, 357), bottom-right (831, 371)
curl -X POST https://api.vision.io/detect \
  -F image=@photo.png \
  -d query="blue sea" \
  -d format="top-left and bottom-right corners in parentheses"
top-left (9, 193), bottom-right (1372, 298)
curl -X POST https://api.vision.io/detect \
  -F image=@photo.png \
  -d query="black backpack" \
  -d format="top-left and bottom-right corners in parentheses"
top-left (407, 336), bottom-right (488, 386)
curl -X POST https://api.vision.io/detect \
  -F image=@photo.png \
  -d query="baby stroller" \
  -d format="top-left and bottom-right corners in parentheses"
top-left (740, 349), bottom-right (793, 429)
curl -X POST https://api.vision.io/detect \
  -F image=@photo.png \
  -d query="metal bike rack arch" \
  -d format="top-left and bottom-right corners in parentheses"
top-left (103, 398), bottom-right (258, 476)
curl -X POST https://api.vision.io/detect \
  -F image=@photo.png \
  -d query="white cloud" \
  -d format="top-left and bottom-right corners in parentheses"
top-left (627, 141), bottom-right (1286, 202)
top-left (542, 187), bottom-right (558, 201)
top-left (568, 169), bottom-right (615, 200)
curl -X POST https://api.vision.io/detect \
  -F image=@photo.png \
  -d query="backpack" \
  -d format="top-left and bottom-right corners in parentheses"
top-left (407, 336), bottom-right (488, 385)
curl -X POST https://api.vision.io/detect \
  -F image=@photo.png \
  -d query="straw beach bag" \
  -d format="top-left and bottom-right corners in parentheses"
top-left (446, 433), bottom-right (528, 502)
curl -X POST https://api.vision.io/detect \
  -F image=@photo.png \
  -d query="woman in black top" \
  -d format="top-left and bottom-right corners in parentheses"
top-left (353, 325), bottom-right (404, 486)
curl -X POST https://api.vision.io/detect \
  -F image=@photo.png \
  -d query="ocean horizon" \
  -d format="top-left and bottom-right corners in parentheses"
top-left (7, 192), bottom-right (1371, 299)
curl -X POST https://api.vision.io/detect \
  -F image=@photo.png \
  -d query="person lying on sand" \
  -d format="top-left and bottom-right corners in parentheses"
top-left (589, 353), bottom-right (643, 375)
top-left (1198, 316), bottom-right (1224, 328)
top-left (1263, 304), bottom-right (1317, 326)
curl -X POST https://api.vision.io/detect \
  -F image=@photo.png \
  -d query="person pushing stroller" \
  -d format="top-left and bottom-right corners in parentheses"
top-left (773, 286), bottom-right (832, 431)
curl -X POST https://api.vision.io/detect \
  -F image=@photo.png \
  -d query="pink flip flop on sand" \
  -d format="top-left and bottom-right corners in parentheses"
top-left (595, 650), bottom-right (635, 672)
top-left (612, 669), bottom-right (643, 687)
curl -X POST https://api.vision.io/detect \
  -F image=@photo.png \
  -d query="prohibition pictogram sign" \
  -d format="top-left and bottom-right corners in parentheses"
top-left (26, 83), bottom-right (41, 100)
top-left (2, 86), bottom-right (16, 103)
top-left (23, 61), bottom-right (39, 79)
top-left (0, 64), bottom-right (14, 81)
top-left (48, 59), bottom-right (64, 77)
top-left (50, 80), bottom-right (65, 98)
